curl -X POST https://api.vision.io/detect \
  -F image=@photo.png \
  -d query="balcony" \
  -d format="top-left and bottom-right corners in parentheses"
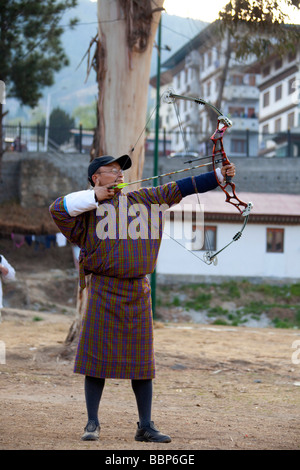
top-left (224, 85), bottom-right (259, 101)
top-left (230, 116), bottom-right (259, 132)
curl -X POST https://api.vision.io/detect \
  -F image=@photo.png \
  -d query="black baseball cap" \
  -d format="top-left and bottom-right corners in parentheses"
top-left (88, 154), bottom-right (132, 186)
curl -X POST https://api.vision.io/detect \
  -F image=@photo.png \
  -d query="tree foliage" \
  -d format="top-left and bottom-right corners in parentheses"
top-left (219, 0), bottom-right (300, 60)
top-left (49, 107), bottom-right (75, 145)
top-left (0, 0), bottom-right (78, 108)
top-left (72, 102), bottom-right (97, 129)
top-left (37, 107), bottom-right (75, 145)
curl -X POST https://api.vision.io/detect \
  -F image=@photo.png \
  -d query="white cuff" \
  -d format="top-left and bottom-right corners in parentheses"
top-left (64, 190), bottom-right (98, 217)
top-left (215, 167), bottom-right (224, 183)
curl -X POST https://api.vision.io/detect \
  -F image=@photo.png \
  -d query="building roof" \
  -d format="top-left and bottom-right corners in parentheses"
top-left (170, 191), bottom-right (300, 224)
top-left (159, 21), bottom-right (218, 71)
top-left (0, 204), bottom-right (59, 236)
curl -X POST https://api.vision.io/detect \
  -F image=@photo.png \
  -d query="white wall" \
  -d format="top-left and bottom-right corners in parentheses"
top-left (156, 221), bottom-right (300, 281)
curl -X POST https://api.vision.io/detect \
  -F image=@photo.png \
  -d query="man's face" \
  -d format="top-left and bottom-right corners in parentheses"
top-left (92, 162), bottom-right (124, 187)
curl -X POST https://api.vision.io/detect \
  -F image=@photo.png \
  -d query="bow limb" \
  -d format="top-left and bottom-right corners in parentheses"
top-left (164, 89), bottom-right (251, 215)
top-left (211, 118), bottom-right (252, 217)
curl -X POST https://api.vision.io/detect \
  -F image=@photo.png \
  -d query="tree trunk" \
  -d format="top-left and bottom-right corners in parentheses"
top-left (0, 103), bottom-right (8, 183)
top-left (208, 30), bottom-right (232, 132)
top-left (0, 103), bottom-right (3, 182)
top-left (64, 0), bottom-right (164, 348)
top-left (95, 0), bottom-right (164, 189)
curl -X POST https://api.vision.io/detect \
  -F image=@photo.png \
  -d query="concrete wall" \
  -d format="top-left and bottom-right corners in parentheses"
top-left (1, 152), bottom-right (90, 207)
top-left (1, 152), bottom-right (300, 207)
top-left (143, 154), bottom-right (300, 195)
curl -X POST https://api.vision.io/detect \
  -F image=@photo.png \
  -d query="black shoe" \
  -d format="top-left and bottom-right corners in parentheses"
top-left (135, 421), bottom-right (171, 443)
top-left (81, 420), bottom-right (100, 441)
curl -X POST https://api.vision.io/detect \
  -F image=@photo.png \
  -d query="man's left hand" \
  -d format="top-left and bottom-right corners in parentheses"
top-left (221, 163), bottom-right (236, 179)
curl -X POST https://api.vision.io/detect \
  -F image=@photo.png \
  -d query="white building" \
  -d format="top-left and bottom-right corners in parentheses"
top-left (249, 50), bottom-right (300, 157)
top-left (157, 192), bottom-right (300, 282)
top-left (150, 21), bottom-right (260, 158)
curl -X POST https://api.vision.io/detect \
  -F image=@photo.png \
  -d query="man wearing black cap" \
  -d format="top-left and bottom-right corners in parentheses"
top-left (50, 153), bottom-right (235, 443)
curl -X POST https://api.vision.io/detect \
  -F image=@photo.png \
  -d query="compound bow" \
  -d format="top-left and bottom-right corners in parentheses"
top-left (163, 89), bottom-right (253, 265)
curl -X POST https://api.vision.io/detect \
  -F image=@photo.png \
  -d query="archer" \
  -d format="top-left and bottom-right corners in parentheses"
top-left (49, 153), bottom-right (235, 443)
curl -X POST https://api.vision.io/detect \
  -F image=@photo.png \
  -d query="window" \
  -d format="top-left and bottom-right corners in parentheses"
top-left (288, 112), bottom-right (294, 129)
top-left (275, 58), bottom-right (282, 70)
top-left (275, 84), bottom-right (282, 101)
top-left (262, 65), bottom-right (270, 77)
top-left (191, 225), bottom-right (216, 251)
top-left (185, 68), bottom-right (188, 83)
top-left (275, 118), bottom-right (281, 132)
top-left (229, 106), bottom-right (245, 117)
top-left (207, 81), bottom-right (211, 96)
top-left (207, 51), bottom-right (212, 67)
top-left (231, 139), bottom-right (246, 154)
top-left (288, 77), bottom-right (296, 95)
top-left (232, 74), bottom-right (243, 85)
top-left (248, 75), bottom-right (256, 86)
top-left (262, 124), bottom-right (269, 135)
top-left (288, 52), bottom-right (296, 62)
top-left (263, 91), bottom-right (270, 107)
top-left (199, 117), bottom-right (203, 133)
top-left (248, 107), bottom-right (256, 118)
top-left (266, 228), bottom-right (284, 253)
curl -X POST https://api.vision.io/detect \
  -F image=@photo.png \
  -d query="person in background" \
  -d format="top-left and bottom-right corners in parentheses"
top-left (0, 254), bottom-right (16, 321)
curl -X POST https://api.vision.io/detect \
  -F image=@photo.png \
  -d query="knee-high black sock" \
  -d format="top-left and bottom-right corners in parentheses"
top-left (84, 375), bottom-right (105, 426)
top-left (131, 379), bottom-right (153, 428)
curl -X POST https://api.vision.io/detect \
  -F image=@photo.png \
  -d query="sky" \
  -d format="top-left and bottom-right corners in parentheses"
top-left (89, 0), bottom-right (227, 23)
top-left (163, 0), bottom-right (300, 24)
top-left (163, 0), bottom-right (227, 23)
top-left (90, 0), bottom-right (300, 24)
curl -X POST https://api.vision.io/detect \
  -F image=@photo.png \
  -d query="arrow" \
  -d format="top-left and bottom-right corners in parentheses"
top-left (111, 158), bottom-right (223, 189)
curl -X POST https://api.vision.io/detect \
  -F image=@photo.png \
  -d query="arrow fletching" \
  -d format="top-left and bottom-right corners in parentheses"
top-left (112, 182), bottom-right (128, 189)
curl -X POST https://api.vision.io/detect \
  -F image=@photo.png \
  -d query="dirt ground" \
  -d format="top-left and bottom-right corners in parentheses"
top-left (0, 241), bottom-right (300, 451)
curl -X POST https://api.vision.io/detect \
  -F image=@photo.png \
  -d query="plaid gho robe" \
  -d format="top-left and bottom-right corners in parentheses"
top-left (50, 182), bottom-right (183, 379)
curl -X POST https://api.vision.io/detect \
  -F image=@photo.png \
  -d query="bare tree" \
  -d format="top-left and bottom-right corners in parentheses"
top-left (91, 0), bottom-right (164, 183)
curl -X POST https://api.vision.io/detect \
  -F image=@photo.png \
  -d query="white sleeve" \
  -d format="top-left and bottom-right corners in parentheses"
top-left (1, 256), bottom-right (16, 281)
top-left (215, 167), bottom-right (224, 183)
top-left (63, 189), bottom-right (98, 217)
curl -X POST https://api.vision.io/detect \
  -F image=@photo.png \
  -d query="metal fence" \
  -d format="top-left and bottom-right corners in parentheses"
top-left (2, 123), bottom-right (300, 158)
top-left (3, 123), bottom-right (94, 154)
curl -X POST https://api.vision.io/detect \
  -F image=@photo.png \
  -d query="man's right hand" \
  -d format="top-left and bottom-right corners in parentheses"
top-left (94, 183), bottom-right (116, 203)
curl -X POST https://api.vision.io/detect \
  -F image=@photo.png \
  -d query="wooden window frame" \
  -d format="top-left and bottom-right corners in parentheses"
top-left (266, 228), bottom-right (284, 253)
